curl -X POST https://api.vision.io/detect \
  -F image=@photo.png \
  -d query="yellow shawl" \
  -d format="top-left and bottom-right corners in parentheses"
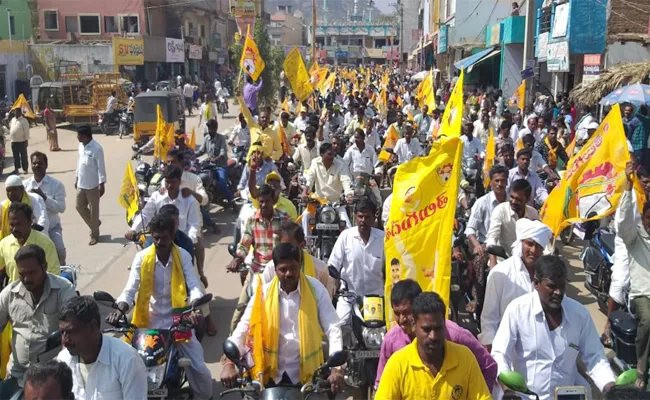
top-left (545, 137), bottom-right (558, 167)
top-left (302, 250), bottom-right (315, 278)
top-left (131, 244), bottom-right (187, 328)
top-left (1, 193), bottom-right (31, 240)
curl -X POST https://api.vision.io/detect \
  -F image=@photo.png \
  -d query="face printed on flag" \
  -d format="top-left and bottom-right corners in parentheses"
top-left (243, 48), bottom-right (258, 76)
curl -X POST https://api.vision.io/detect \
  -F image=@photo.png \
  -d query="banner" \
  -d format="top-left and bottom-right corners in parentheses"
top-left (439, 69), bottom-right (463, 138)
top-left (166, 38), bottom-right (185, 63)
top-left (509, 80), bottom-right (525, 111)
top-left (540, 104), bottom-right (645, 236)
top-left (240, 33), bottom-right (265, 81)
top-left (230, 0), bottom-right (260, 17)
top-left (154, 105), bottom-right (173, 161)
top-left (235, 16), bottom-right (255, 35)
top-left (11, 94), bottom-right (34, 119)
top-left (188, 44), bottom-right (202, 60)
top-left (118, 161), bottom-right (140, 223)
top-left (283, 47), bottom-right (313, 102)
top-left (384, 137), bottom-right (463, 323)
top-left (112, 37), bottom-right (144, 66)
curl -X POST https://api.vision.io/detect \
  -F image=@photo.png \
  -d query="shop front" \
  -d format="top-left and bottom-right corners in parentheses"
top-left (112, 37), bottom-right (145, 82)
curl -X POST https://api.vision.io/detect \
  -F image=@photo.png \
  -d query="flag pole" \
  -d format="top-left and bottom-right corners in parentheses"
top-left (236, 25), bottom-right (251, 94)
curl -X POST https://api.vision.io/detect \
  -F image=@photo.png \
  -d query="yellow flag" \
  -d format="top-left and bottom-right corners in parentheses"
top-left (509, 80), bottom-right (526, 112)
top-left (376, 88), bottom-right (387, 116)
top-left (281, 97), bottom-right (289, 113)
top-left (283, 47), bottom-right (313, 102)
top-left (320, 73), bottom-right (336, 96)
top-left (564, 134), bottom-right (577, 158)
top-left (540, 104), bottom-right (645, 236)
top-left (11, 94), bottom-right (35, 119)
top-left (515, 136), bottom-right (524, 152)
top-left (240, 33), bottom-right (265, 81)
top-left (186, 128), bottom-right (196, 150)
top-left (384, 137), bottom-right (463, 322)
top-left (483, 128), bottom-right (496, 189)
top-left (278, 123), bottom-right (291, 156)
top-left (309, 62), bottom-right (328, 89)
top-left (440, 69), bottom-right (464, 138)
top-left (246, 275), bottom-right (267, 382)
top-left (118, 161), bottom-right (140, 223)
top-left (154, 105), bottom-right (171, 160)
top-left (395, 94), bottom-right (402, 107)
top-left (378, 124), bottom-right (400, 162)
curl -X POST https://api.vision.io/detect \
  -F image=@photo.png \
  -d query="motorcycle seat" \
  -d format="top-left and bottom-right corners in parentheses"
top-left (599, 232), bottom-right (616, 256)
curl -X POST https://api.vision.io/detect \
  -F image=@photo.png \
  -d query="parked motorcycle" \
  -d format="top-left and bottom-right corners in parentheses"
top-left (220, 339), bottom-right (348, 399)
top-left (93, 290), bottom-right (213, 400)
top-left (119, 108), bottom-right (134, 139)
top-left (328, 266), bottom-right (384, 399)
top-left (579, 219), bottom-right (615, 312)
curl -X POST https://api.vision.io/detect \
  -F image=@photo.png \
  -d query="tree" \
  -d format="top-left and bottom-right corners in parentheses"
top-left (229, 19), bottom-right (285, 109)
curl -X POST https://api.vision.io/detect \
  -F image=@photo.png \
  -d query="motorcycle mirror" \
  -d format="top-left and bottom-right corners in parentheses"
top-left (191, 293), bottom-right (213, 309)
top-left (498, 371), bottom-right (530, 394)
top-left (227, 244), bottom-right (237, 258)
top-left (328, 266), bottom-right (340, 280)
top-left (487, 245), bottom-right (508, 259)
top-left (223, 339), bottom-right (242, 363)
top-left (325, 350), bottom-right (348, 368)
top-left (93, 290), bottom-right (117, 306)
top-left (45, 331), bottom-right (62, 353)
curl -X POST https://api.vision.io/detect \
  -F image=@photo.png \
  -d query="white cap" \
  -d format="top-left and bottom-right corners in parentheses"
top-left (5, 175), bottom-right (23, 188)
top-left (587, 121), bottom-right (600, 130)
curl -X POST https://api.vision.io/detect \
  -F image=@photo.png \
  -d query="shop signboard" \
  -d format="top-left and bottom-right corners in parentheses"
top-left (188, 45), bottom-right (202, 60)
top-left (552, 3), bottom-right (570, 38)
top-left (547, 41), bottom-right (569, 72)
top-left (166, 38), bottom-right (185, 63)
top-left (335, 50), bottom-right (349, 59)
top-left (537, 32), bottom-right (548, 61)
top-left (112, 37), bottom-right (144, 65)
top-left (437, 25), bottom-right (448, 54)
top-left (583, 54), bottom-right (601, 83)
top-left (489, 24), bottom-right (501, 46)
top-left (230, 0), bottom-right (260, 17)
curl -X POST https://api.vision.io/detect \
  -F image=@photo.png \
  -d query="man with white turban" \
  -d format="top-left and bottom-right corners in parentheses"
top-left (479, 218), bottom-right (552, 349)
top-left (1, 175), bottom-right (49, 235)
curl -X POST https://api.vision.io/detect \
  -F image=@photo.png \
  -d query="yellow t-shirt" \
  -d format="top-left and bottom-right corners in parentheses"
top-left (251, 126), bottom-right (283, 161)
top-left (0, 230), bottom-right (61, 282)
top-left (252, 195), bottom-right (298, 220)
top-left (375, 340), bottom-right (491, 400)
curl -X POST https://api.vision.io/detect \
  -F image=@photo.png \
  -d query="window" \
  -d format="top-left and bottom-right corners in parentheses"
top-left (78, 14), bottom-right (101, 35)
top-left (374, 38), bottom-right (386, 48)
top-left (119, 15), bottom-right (139, 33)
top-left (539, 7), bottom-right (552, 34)
top-left (9, 16), bottom-right (14, 36)
top-left (200, 25), bottom-right (205, 37)
top-left (104, 16), bottom-right (118, 33)
top-left (187, 22), bottom-right (194, 36)
top-left (65, 16), bottom-right (78, 33)
top-left (43, 10), bottom-right (59, 31)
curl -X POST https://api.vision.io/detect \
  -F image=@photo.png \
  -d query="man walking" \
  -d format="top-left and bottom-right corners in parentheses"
top-left (183, 81), bottom-right (194, 115)
top-left (74, 126), bottom-right (106, 246)
top-left (9, 108), bottom-right (30, 175)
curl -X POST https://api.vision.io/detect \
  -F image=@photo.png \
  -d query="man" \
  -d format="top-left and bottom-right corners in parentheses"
top-left (183, 80), bottom-right (194, 115)
top-left (465, 165), bottom-right (508, 315)
top-left (74, 126), bottom-right (106, 246)
top-left (329, 201), bottom-right (384, 320)
top-left (331, 135), bottom-right (345, 160)
top-left (345, 106), bottom-right (366, 137)
top-left (495, 120), bottom-right (514, 157)
top-left (222, 243), bottom-right (344, 392)
top-left (517, 115), bottom-right (538, 142)
top-left (509, 113), bottom-right (522, 143)
top-left (24, 152), bottom-right (66, 264)
top-left (624, 104), bottom-right (646, 164)
top-left (256, 110), bottom-right (283, 161)
top-left (393, 123), bottom-right (422, 164)
top-left (536, 125), bottom-right (569, 171)
top-left (2, 175), bottom-right (49, 238)
top-left (376, 280), bottom-right (497, 391)
top-left (0, 244), bottom-right (76, 397)
top-left (243, 76), bottom-right (263, 116)
top-left (238, 143), bottom-right (279, 198)
top-left (575, 106), bottom-right (595, 146)
top-left (489, 105), bottom-right (501, 132)
top-left (294, 105), bottom-right (310, 132)
top-left (110, 214), bottom-right (212, 400)
top-left (375, 292), bottom-right (492, 399)
top-left (344, 128), bottom-right (381, 206)
top-left (57, 296), bottom-right (147, 399)
top-left (276, 111), bottom-right (297, 145)
top-left (9, 108), bottom-right (30, 175)
top-left (485, 179), bottom-right (539, 267)
top-left (0, 203), bottom-right (60, 282)
top-left (196, 119), bottom-right (233, 206)
top-left (24, 360), bottom-right (75, 400)
top-left (261, 221), bottom-right (335, 295)
top-left (105, 91), bottom-right (118, 116)
top-left (197, 95), bottom-right (218, 134)
top-left (499, 143), bottom-right (516, 169)
top-left (301, 143), bottom-right (354, 232)
top-left (321, 106), bottom-right (344, 143)
top-left (414, 104), bottom-right (432, 137)
top-left (293, 127), bottom-right (319, 174)
top-left (480, 218), bottom-right (552, 349)
top-left (247, 162), bottom-right (297, 220)
top-left (388, 110), bottom-right (406, 137)
top-left (230, 113), bottom-right (251, 153)
top-left (460, 120), bottom-right (485, 169)
top-left (473, 112), bottom-right (491, 146)
top-left (507, 148), bottom-right (549, 207)
top-left (492, 255), bottom-right (616, 399)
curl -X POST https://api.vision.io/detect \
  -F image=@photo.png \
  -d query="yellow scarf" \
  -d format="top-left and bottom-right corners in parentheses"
top-left (545, 137), bottom-right (558, 167)
top-left (264, 273), bottom-right (323, 384)
top-left (1, 193), bottom-right (31, 239)
top-left (302, 250), bottom-right (315, 278)
top-left (131, 245), bottom-right (187, 328)
top-left (204, 102), bottom-right (212, 120)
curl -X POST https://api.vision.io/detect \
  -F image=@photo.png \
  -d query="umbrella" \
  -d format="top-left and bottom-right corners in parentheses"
top-left (599, 83), bottom-right (650, 106)
top-left (410, 71), bottom-right (429, 81)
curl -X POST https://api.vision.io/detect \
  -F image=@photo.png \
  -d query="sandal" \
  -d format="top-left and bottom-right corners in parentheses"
top-left (636, 371), bottom-right (647, 389)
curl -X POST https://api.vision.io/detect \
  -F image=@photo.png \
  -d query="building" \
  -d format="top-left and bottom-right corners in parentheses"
top-left (603, 0), bottom-right (650, 68)
top-left (313, 20), bottom-right (398, 65)
top-left (0, 0), bottom-right (34, 100)
top-left (269, 8), bottom-right (307, 47)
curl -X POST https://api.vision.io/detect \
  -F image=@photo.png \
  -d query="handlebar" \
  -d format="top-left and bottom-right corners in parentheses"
top-left (219, 379), bottom-right (263, 397)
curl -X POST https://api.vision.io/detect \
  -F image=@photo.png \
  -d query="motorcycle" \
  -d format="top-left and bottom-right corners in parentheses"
top-left (217, 88), bottom-right (230, 117)
top-left (119, 109), bottom-right (134, 139)
top-left (302, 195), bottom-right (346, 261)
top-left (132, 154), bottom-right (162, 209)
top-left (93, 290), bottom-right (213, 400)
top-left (220, 339), bottom-right (348, 400)
top-left (579, 219), bottom-right (615, 313)
top-left (450, 217), bottom-right (479, 336)
top-left (99, 108), bottom-right (122, 135)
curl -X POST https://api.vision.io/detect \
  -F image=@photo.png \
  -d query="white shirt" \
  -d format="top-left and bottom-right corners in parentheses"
top-left (57, 336), bottom-right (147, 400)
top-left (293, 143), bottom-right (319, 173)
top-left (465, 191), bottom-right (502, 243)
top-left (183, 83), bottom-right (194, 98)
top-left (518, 127), bottom-right (540, 143)
top-left (161, 170), bottom-right (209, 207)
top-left (473, 120), bottom-right (490, 146)
top-left (491, 292), bottom-right (616, 399)
top-left (230, 124), bottom-right (250, 146)
top-left (76, 140), bottom-right (107, 190)
top-left (507, 168), bottom-right (548, 206)
top-left (343, 144), bottom-right (377, 176)
top-left (329, 227), bottom-right (385, 297)
top-left (117, 246), bottom-right (204, 329)
top-left (460, 135), bottom-right (485, 166)
top-left (9, 117), bottom-right (29, 143)
top-left (611, 191), bottom-right (639, 304)
top-left (485, 202), bottom-right (539, 248)
top-left (23, 175), bottom-right (66, 229)
top-left (106, 96), bottom-right (118, 113)
top-left (382, 193), bottom-right (393, 226)
top-left (228, 276), bottom-right (342, 384)
top-left (509, 124), bottom-right (520, 143)
top-left (359, 128), bottom-right (381, 151)
top-left (0, 193), bottom-right (50, 234)
top-left (393, 138), bottom-right (422, 164)
top-left (130, 190), bottom-right (201, 243)
top-left (305, 157), bottom-right (353, 203)
top-left (479, 255), bottom-right (535, 346)
top-left (529, 149), bottom-right (548, 172)
top-left (294, 115), bottom-right (309, 132)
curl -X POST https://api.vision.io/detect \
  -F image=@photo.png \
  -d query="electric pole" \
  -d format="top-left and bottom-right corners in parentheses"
top-left (522, 0), bottom-right (536, 106)
top-left (312, 0), bottom-right (317, 63)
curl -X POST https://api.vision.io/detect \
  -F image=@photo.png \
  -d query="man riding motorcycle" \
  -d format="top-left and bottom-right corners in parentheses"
top-left (343, 128), bottom-right (381, 207)
top-left (196, 119), bottom-right (234, 208)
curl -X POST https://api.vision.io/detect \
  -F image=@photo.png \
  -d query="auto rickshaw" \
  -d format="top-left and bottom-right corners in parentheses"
top-left (133, 91), bottom-right (185, 145)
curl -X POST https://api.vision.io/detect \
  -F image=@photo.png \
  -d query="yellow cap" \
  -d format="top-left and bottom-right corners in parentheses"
top-left (265, 171), bottom-right (281, 183)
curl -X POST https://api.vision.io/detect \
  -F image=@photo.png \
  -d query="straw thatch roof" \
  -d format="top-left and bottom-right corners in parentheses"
top-left (569, 61), bottom-right (650, 106)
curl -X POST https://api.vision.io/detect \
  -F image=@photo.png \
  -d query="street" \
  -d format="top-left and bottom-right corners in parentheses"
top-left (10, 101), bottom-right (609, 398)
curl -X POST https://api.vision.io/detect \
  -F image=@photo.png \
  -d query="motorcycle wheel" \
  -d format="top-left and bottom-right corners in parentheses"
top-left (119, 121), bottom-right (126, 139)
top-left (560, 226), bottom-right (574, 245)
top-left (100, 121), bottom-right (107, 135)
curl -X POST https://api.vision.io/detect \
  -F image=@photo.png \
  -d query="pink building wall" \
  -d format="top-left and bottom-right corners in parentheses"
top-left (38, 0), bottom-right (147, 40)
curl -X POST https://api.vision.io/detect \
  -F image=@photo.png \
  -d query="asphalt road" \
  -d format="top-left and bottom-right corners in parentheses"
top-left (7, 101), bottom-right (610, 399)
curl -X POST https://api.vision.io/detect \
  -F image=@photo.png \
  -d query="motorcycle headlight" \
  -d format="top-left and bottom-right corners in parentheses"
top-left (362, 326), bottom-right (386, 349)
top-left (319, 208), bottom-right (338, 224)
top-left (147, 364), bottom-right (166, 390)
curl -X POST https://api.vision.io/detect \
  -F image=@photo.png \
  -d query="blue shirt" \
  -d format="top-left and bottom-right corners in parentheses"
top-left (237, 160), bottom-right (279, 191)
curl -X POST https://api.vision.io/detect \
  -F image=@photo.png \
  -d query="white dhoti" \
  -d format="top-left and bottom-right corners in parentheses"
top-left (176, 331), bottom-right (213, 400)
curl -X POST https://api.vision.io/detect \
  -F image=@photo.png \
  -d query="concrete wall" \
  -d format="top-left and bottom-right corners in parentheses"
top-left (500, 43), bottom-right (523, 99)
top-left (606, 42), bottom-right (650, 67)
top-left (29, 44), bottom-right (114, 81)
top-left (608, 0), bottom-right (650, 37)
top-left (451, 0), bottom-right (511, 46)
top-left (0, 0), bottom-right (34, 41)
